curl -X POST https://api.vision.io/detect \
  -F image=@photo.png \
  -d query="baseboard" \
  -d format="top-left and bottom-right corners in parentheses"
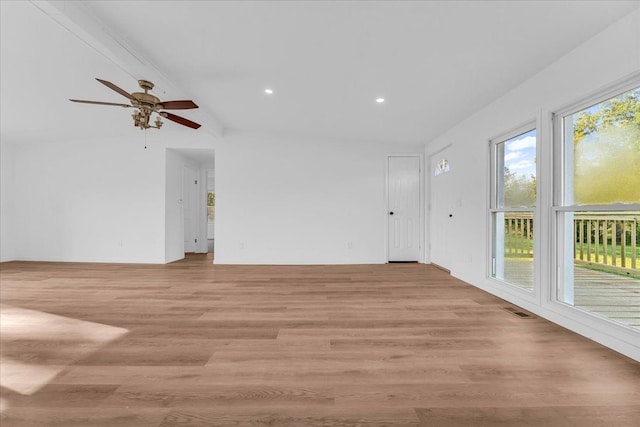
top-left (452, 271), bottom-right (640, 362)
top-left (8, 257), bottom-right (166, 264)
top-left (430, 262), bottom-right (451, 273)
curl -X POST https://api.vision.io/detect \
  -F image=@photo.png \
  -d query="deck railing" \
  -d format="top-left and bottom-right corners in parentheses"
top-left (504, 213), bottom-right (534, 257)
top-left (503, 212), bottom-right (639, 272)
top-left (574, 213), bottom-right (638, 270)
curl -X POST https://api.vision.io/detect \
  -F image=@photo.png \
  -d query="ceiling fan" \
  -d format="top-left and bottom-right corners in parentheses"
top-left (70, 78), bottom-right (201, 130)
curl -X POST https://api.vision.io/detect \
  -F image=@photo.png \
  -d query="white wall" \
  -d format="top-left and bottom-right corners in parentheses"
top-left (1, 143), bottom-right (16, 261)
top-left (215, 131), bottom-right (422, 264)
top-left (12, 138), bottom-right (167, 263)
top-left (425, 10), bottom-right (640, 359)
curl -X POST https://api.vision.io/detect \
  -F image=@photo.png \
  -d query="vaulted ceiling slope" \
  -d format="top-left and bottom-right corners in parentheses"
top-left (2, 1), bottom-right (639, 145)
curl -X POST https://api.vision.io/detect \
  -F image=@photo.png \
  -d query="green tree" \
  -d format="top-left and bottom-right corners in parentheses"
top-left (504, 167), bottom-right (535, 207)
top-left (575, 126), bottom-right (640, 203)
top-left (572, 88), bottom-right (640, 204)
top-left (573, 89), bottom-right (640, 144)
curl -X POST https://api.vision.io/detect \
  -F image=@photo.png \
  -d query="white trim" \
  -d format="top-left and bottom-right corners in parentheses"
top-left (537, 109), bottom-right (554, 308)
top-left (485, 142), bottom-right (492, 279)
top-left (488, 122), bottom-right (538, 293)
top-left (553, 71), bottom-right (640, 118)
top-left (547, 75), bottom-right (640, 358)
top-left (552, 204), bottom-right (640, 212)
top-left (487, 275), bottom-right (539, 301)
top-left (489, 207), bottom-right (536, 213)
top-left (10, 256), bottom-right (167, 264)
top-left (385, 157), bottom-right (389, 263)
top-left (489, 121), bottom-right (537, 209)
top-left (488, 120), bottom-right (537, 147)
top-left (454, 272), bottom-right (640, 361)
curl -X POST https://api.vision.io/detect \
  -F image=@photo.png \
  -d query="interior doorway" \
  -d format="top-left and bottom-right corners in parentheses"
top-left (206, 169), bottom-right (215, 254)
top-left (164, 148), bottom-right (214, 262)
top-left (183, 165), bottom-right (198, 253)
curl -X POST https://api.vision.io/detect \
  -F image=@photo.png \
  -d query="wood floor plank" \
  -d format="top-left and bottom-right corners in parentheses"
top-left (1, 255), bottom-right (639, 426)
top-left (0, 408), bottom-right (170, 427)
top-left (158, 408), bottom-right (420, 427)
top-left (99, 384), bottom-right (335, 410)
top-left (416, 407), bottom-right (573, 427)
top-left (2, 384), bottom-right (119, 408)
top-left (416, 405), bottom-right (640, 427)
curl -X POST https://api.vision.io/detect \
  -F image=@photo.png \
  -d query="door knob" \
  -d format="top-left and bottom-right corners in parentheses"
top-left (389, 212), bottom-right (394, 215)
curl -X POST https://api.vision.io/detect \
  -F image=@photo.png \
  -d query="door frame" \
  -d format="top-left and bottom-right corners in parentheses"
top-left (385, 154), bottom-right (425, 263)
top-left (183, 164), bottom-right (199, 254)
top-left (426, 144), bottom-right (453, 265)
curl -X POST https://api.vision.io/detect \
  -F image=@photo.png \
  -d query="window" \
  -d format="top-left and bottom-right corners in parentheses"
top-left (490, 127), bottom-right (537, 291)
top-left (435, 159), bottom-right (450, 176)
top-left (555, 83), bottom-right (640, 329)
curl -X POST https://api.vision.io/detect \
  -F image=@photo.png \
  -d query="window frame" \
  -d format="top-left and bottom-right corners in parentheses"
top-left (551, 75), bottom-right (640, 319)
top-left (553, 77), bottom-right (640, 212)
top-left (488, 121), bottom-right (538, 292)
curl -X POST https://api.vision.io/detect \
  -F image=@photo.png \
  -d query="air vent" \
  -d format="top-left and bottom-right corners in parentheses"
top-left (504, 307), bottom-right (535, 319)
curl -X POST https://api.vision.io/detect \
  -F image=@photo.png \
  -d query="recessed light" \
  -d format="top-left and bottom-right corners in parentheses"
top-left (376, 97), bottom-right (385, 103)
top-left (265, 88), bottom-right (274, 95)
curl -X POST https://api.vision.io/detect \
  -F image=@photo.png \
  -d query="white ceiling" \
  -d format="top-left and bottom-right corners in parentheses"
top-left (2, 1), bottom-right (639, 146)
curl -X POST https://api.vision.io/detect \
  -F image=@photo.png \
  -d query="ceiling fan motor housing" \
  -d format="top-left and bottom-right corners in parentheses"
top-left (132, 92), bottom-right (160, 108)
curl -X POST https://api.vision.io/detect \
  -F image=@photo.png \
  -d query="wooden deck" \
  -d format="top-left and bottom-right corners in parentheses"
top-left (504, 258), bottom-right (640, 328)
top-left (574, 268), bottom-right (640, 327)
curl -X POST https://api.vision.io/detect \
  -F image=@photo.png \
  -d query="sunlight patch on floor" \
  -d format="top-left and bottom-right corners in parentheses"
top-left (0, 304), bottom-right (127, 342)
top-left (0, 358), bottom-right (63, 395)
top-left (0, 305), bottom-right (128, 399)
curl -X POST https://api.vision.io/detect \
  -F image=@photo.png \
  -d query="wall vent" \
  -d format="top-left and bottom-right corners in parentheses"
top-left (504, 307), bottom-right (535, 319)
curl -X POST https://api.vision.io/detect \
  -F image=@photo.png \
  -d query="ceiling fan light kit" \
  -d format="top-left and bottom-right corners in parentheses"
top-left (70, 78), bottom-right (201, 130)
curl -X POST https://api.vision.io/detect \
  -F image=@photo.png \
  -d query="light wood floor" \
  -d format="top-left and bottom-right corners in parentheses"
top-left (1, 254), bottom-right (639, 426)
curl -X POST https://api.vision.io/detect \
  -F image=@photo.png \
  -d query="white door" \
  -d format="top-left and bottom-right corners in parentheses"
top-left (388, 156), bottom-right (421, 262)
top-left (429, 147), bottom-right (453, 269)
top-left (183, 166), bottom-right (198, 253)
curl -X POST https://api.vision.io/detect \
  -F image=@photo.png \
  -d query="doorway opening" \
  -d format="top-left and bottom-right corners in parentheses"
top-left (206, 170), bottom-right (215, 254)
top-left (165, 148), bottom-right (214, 263)
top-left (183, 164), bottom-right (198, 253)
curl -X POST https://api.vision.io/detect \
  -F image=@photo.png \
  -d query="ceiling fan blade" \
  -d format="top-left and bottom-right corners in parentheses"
top-left (95, 78), bottom-right (136, 101)
top-left (160, 112), bottom-right (201, 129)
top-left (69, 99), bottom-right (131, 107)
top-left (158, 100), bottom-right (199, 110)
